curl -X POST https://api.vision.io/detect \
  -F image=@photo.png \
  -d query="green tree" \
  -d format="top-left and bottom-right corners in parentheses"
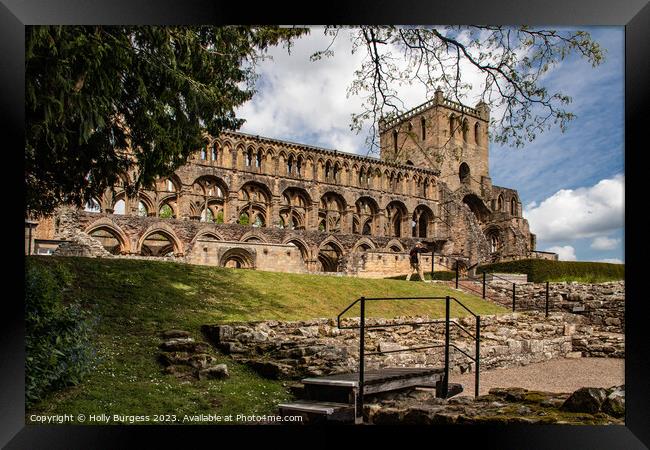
top-left (26, 25), bottom-right (307, 215)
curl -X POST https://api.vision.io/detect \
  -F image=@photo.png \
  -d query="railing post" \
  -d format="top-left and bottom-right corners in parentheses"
top-left (455, 265), bottom-right (459, 289)
top-left (442, 295), bottom-right (450, 398)
top-left (482, 272), bottom-right (486, 299)
top-left (512, 283), bottom-right (516, 312)
top-left (475, 315), bottom-right (480, 397)
top-left (545, 281), bottom-right (550, 317)
top-left (356, 297), bottom-right (365, 424)
top-left (431, 249), bottom-right (435, 281)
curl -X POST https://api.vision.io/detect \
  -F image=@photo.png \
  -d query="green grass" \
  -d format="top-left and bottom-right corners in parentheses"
top-left (478, 259), bottom-right (625, 283)
top-left (26, 256), bottom-right (506, 424)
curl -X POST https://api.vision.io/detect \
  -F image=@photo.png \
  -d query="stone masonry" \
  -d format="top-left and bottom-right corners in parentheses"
top-left (30, 93), bottom-right (556, 276)
top-left (201, 311), bottom-right (623, 381)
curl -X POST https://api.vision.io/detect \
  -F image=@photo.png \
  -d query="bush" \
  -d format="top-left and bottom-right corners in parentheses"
top-left (477, 259), bottom-right (624, 283)
top-left (25, 261), bottom-right (96, 408)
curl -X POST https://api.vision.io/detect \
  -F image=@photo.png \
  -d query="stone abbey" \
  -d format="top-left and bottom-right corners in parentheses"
top-left (28, 90), bottom-right (556, 276)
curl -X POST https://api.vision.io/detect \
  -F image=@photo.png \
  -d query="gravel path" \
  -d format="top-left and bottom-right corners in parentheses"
top-left (450, 358), bottom-right (624, 396)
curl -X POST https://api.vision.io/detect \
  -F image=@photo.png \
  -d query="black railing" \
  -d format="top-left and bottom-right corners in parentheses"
top-left (337, 296), bottom-right (481, 423)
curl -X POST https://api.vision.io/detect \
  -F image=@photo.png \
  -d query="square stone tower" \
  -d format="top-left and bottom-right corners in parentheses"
top-left (379, 89), bottom-right (492, 195)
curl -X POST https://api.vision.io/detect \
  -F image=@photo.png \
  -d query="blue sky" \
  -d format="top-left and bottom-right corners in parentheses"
top-left (235, 26), bottom-right (625, 263)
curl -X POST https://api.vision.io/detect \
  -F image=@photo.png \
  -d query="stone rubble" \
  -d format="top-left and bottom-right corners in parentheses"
top-left (363, 386), bottom-right (625, 425)
top-left (157, 330), bottom-right (229, 380)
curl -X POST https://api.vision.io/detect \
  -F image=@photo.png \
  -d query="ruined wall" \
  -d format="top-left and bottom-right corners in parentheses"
top-left (483, 281), bottom-right (625, 333)
top-left (201, 311), bottom-right (623, 381)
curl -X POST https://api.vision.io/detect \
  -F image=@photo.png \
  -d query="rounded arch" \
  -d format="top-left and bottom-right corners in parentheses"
top-left (412, 204), bottom-right (435, 238)
top-left (354, 196), bottom-right (380, 235)
top-left (280, 187), bottom-right (311, 230)
top-left (352, 237), bottom-right (376, 253)
top-left (284, 238), bottom-right (310, 262)
top-left (220, 247), bottom-right (254, 269)
top-left (192, 227), bottom-right (224, 244)
top-left (240, 230), bottom-right (268, 243)
top-left (384, 239), bottom-right (405, 253)
top-left (317, 238), bottom-right (344, 272)
top-left (484, 226), bottom-right (502, 254)
top-left (137, 224), bottom-right (183, 256)
top-left (459, 162), bottom-right (471, 185)
top-left (385, 200), bottom-right (408, 238)
top-left (462, 194), bottom-right (490, 224)
top-left (85, 220), bottom-right (130, 254)
top-left (319, 192), bottom-right (347, 233)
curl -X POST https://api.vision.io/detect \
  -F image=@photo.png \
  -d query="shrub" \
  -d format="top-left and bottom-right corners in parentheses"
top-left (477, 259), bottom-right (624, 283)
top-left (25, 261), bottom-right (96, 408)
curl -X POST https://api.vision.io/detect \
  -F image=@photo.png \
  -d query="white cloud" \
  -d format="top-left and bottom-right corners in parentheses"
top-left (523, 174), bottom-right (624, 243)
top-left (590, 236), bottom-right (620, 250)
top-left (596, 258), bottom-right (624, 264)
top-left (545, 245), bottom-right (577, 261)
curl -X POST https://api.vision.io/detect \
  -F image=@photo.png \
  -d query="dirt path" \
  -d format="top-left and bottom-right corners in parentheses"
top-left (449, 357), bottom-right (624, 396)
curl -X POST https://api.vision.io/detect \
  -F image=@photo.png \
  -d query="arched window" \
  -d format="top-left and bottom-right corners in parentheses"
top-left (84, 198), bottom-right (101, 213)
top-left (511, 197), bottom-right (517, 216)
top-left (256, 150), bottom-right (262, 169)
top-left (211, 143), bottom-right (218, 162)
top-left (296, 157), bottom-right (303, 177)
top-left (497, 194), bottom-right (504, 211)
top-left (159, 204), bottom-right (173, 218)
top-left (287, 155), bottom-right (293, 175)
top-left (393, 130), bottom-right (398, 153)
top-left (462, 119), bottom-right (469, 142)
top-left (406, 160), bottom-right (414, 166)
top-left (421, 117), bottom-right (426, 140)
top-left (246, 149), bottom-right (253, 167)
top-left (166, 179), bottom-right (174, 192)
top-left (137, 201), bottom-right (148, 217)
top-left (325, 161), bottom-right (331, 181)
top-left (459, 163), bottom-right (470, 184)
top-left (200, 147), bottom-right (207, 160)
top-left (449, 115), bottom-right (455, 137)
top-left (474, 123), bottom-right (481, 145)
top-left (113, 199), bottom-right (125, 215)
top-left (490, 234), bottom-right (500, 253)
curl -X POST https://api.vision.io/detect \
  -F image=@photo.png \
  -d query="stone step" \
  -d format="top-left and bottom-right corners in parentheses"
top-left (278, 400), bottom-right (355, 422)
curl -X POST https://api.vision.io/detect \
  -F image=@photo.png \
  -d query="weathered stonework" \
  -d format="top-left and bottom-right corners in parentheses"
top-left (201, 311), bottom-right (623, 381)
top-left (30, 94), bottom-right (554, 275)
top-left (362, 386), bottom-right (624, 425)
top-left (468, 280), bottom-right (625, 333)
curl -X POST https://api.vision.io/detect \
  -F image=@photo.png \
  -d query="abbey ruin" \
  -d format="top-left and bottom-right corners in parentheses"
top-left (27, 90), bottom-right (557, 276)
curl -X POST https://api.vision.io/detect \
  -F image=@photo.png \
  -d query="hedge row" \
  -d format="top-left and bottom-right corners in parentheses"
top-left (477, 259), bottom-right (625, 283)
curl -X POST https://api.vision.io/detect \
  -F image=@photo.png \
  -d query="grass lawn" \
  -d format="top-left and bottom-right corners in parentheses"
top-left (26, 256), bottom-right (506, 424)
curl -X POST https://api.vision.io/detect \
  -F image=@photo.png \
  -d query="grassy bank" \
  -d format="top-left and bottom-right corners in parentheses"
top-left (477, 259), bottom-right (625, 283)
top-left (26, 256), bottom-right (505, 424)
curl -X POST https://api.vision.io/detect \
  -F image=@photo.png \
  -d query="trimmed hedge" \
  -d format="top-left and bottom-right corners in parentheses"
top-left (477, 259), bottom-right (624, 283)
top-left (25, 260), bottom-right (96, 408)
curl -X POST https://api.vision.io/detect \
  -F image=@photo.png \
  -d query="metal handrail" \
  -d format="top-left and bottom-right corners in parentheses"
top-left (336, 295), bottom-right (481, 424)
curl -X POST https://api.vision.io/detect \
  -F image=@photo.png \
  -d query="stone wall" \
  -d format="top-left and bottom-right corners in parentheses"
top-left (481, 281), bottom-right (625, 333)
top-left (201, 311), bottom-right (623, 381)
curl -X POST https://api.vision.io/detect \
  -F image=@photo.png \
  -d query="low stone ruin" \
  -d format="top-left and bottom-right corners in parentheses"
top-left (201, 311), bottom-right (623, 382)
top-left (363, 385), bottom-right (624, 425)
top-left (158, 330), bottom-right (229, 380)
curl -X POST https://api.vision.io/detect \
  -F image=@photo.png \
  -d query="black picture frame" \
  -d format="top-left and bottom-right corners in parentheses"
top-left (3, 1), bottom-right (648, 447)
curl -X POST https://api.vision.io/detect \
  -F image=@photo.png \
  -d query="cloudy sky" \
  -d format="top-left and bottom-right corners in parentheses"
top-left (235, 26), bottom-right (624, 264)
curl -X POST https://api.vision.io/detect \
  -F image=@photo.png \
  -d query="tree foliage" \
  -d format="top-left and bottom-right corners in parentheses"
top-left (26, 25), bottom-right (307, 215)
top-left (312, 26), bottom-right (604, 152)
